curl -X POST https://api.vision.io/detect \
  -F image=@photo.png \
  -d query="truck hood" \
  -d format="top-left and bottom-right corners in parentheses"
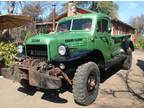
top-left (26, 32), bottom-right (91, 61)
top-left (26, 32), bottom-right (91, 45)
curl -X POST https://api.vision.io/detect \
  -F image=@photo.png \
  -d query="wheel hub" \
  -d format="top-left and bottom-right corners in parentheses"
top-left (87, 74), bottom-right (96, 91)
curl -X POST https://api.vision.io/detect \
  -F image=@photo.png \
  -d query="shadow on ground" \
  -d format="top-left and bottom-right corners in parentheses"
top-left (41, 89), bottom-right (68, 103)
top-left (41, 84), bottom-right (72, 103)
top-left (17, 83), bottom-right (72, 104)
top-left (17, 87), bottom-right (37, 96)
top-left (137, 59), bottom-right (144, 72)
top-left (100, 64), bottom-right (121, 83)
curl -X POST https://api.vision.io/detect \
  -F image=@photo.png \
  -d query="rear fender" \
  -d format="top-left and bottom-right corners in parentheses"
top-left (121, 40), bottom-right (134, 53)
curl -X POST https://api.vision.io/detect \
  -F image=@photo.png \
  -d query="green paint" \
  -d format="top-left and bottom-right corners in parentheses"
top-left (26, 13), bottom-right (131, 63)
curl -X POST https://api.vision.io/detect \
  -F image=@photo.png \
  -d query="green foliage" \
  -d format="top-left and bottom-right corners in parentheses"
top-left (75, 1), bottom-right (119, 18)
top-left (0, 42), bottom-right (17, 66)
top-left (94, 1), bottom-right (118, 18)
top-left (21, 2), bottom-right (44, 20)
top-left (135, 36), bottom-right (144, 49)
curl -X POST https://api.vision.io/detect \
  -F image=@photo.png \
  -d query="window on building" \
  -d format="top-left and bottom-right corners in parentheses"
top-left (126, 28), bottom-right (129, 33)
top-left (97, 19), bottom-right (108, 32)
top-left (118, 26), bottom-right (122, 34)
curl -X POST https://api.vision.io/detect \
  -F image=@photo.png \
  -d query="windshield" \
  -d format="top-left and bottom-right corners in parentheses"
top-left (57, 20), bottom-right (71, 32)
top-left (57, 18), bottom-right (92, 32)
top-left (72, 18), bottom-right (92, 31)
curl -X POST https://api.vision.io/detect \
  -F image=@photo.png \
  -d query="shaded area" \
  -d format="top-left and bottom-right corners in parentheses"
top-left (100, 64), bottom-right (121, 83)
top-left (137, 59), bottom-right (144, 72)
top-left (41, 83), bottom-right (72, 103)
top-left (17, 87), bottom-right (37, 96)
top-left (17, 83), bottom-right (72, 104)
top-left (41, 89), bottom-right (68, 104)
top-left (17, 87), bottom-right (68, 104)
top-left (0, 58), bottom-right (5, 76)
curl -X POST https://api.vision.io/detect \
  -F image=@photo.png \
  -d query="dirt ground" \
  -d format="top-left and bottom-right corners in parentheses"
top-left (0, 50), bottom-right (144, 108)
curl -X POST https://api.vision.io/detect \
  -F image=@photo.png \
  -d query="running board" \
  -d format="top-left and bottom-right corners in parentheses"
top-left (105, 54), bottom-right (126, 70)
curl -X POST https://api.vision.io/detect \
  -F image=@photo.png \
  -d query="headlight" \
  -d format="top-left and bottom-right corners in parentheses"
top-left (17, 45), bottom-right (23, 53)
top-left (58, 45), bottom-right (67, 56)
top-left (59, 63), bottom-right (65, 69)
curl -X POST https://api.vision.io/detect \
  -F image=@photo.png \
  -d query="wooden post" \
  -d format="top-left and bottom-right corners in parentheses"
top-left (52, 4), bottom-right (56, 32)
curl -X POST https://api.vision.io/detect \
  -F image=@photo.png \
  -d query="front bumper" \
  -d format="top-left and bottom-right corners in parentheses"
top-left (2, 64), bottom-right (62, 89)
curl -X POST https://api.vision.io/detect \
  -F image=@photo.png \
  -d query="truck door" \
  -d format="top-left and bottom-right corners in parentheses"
top-left (95, 19), bottom-right (114, 60)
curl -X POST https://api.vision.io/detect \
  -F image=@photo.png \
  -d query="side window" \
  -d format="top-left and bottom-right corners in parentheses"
top-left (97, 19), bottom-right (108, 32)
top-left (97, 20), bottom-right (102, 32)
top-left (57, 20), bottom-right (71, 32)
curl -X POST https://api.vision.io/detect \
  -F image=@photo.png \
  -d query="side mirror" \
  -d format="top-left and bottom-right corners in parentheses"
top-left (107, 27), bottom-right (111, 33)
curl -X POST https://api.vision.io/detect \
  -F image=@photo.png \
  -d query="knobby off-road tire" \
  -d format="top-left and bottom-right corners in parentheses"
top-left (73, 62), bottom-right (100, 106)
top-left (122, 49), bottom-right (132, 70)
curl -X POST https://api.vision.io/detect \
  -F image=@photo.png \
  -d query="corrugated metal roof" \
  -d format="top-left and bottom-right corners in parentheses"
top-left (0, 14), bottom-right (33, 30)
top-left (112, 19), bottom-right (135, 30)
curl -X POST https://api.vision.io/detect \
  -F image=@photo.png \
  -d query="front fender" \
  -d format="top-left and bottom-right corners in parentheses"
top-left (52, 50), bottom-right (92, 69)
top-left (52, 50), bottom-right (91, 62)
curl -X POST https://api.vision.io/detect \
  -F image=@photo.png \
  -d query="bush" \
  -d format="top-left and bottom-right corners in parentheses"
top-left (135, 36), bottom-right (144, 49)
top-left (0, 42), bottom-right (17, 66)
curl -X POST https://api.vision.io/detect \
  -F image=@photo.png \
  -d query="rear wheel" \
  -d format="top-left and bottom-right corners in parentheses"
top-left (73, 62), bottom-right (100, 106)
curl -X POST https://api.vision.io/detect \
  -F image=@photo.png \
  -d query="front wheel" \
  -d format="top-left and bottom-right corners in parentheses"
top-left (73, 62), bottom-right (100, 106)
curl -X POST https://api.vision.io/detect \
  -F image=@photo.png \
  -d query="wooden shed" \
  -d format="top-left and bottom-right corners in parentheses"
top-left (111, 19), bottom-right (135, 35)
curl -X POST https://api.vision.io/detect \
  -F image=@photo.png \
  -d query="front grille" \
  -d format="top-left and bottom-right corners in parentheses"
top-left (26, 45), bottom-right (48, 58)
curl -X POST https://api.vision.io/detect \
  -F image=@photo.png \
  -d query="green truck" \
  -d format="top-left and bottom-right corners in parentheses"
top-left (2, 13), bottom-right (134, 105)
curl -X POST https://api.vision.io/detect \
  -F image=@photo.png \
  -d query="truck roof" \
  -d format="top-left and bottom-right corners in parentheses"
top-left (58, 13), bottom-right (110, 22)
top-left (59, 12), bottom-right (110, 22)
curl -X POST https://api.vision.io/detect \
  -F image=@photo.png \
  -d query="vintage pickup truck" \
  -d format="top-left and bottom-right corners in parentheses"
top-left (2, 13), bottom-right (134, 105)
